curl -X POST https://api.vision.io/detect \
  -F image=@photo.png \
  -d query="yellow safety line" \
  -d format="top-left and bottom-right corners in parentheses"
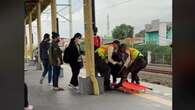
top-left (134, 93), bottom-right (172, 107)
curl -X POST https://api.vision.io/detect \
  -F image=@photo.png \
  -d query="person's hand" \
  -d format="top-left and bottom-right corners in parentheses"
top-left (118, 66), bottom-right (126, 76)
top-left (105, 59), bottom-right (109, 64)
top-left (117, 61), bottom-right (123, 66)
top-left (57, 58), bottom-right (62, 66)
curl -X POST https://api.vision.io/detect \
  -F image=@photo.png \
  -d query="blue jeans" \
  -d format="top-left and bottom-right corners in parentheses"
top-left (52, 65), bottom-right (61, 87)
top-left (42, 59), bottom-right (52, 83)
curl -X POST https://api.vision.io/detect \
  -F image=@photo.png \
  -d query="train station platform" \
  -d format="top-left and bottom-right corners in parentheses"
top-left (25, 63), bottom-right (172, 110)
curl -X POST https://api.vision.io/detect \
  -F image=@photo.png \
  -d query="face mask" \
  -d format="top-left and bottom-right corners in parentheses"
top-left (77, 39), bottom-right (81, 44)
top-left (46, 39), bottom-right (50, 42)
top-left (75, 38), bottom-right (80, 44)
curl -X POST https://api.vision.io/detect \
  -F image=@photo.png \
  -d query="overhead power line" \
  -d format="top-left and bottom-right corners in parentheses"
top-left (96, 0), bottom-right (133, 13)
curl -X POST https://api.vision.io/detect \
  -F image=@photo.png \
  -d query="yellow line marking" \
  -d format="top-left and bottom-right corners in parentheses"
top-left (134, 93), bottom-right (172, 107)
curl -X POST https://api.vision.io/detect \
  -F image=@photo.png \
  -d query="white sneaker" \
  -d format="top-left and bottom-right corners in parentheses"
top-left (24, 105), bottom-right (33, 110)
top-left (74, 86), bottom-right (79, 90)
top-left (68, 84), bottom-right (76, 89)
top-left (68, 84), bottom-right (79, 90)
top-left (48, 83), bottom-right (52, 86)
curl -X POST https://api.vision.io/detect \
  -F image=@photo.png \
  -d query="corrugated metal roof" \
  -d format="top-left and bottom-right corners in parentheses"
top-left (25, 0), bottom-right (50, 24)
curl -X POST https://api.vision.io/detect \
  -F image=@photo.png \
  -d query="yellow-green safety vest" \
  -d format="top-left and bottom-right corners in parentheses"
top-left (128, 48), bottom-right (143, 63)
top-left (95, 44), bottom-right (113, 59)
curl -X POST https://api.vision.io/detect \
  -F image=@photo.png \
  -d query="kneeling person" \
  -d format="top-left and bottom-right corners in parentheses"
top-left (118, 44), bottom-right (147, 85)
top-left (95, 40), bottom-right (121, 90)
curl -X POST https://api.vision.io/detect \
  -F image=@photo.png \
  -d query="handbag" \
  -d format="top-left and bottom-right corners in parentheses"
top-left (59, 67), bottom-right (64, 78)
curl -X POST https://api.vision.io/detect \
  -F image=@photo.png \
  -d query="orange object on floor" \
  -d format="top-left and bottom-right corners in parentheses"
top-left (119, 81), bottom-right (153, 94)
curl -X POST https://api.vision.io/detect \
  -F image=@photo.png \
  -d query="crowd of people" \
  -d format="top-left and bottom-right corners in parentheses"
top-left (39, 32), bottom-right (83, 91)
top-left (24, 31), bottom-right (147, 110)
top-left (38, 32), bottom-right (147, 91)
top-left (95, 40), bottom-right (147, 90)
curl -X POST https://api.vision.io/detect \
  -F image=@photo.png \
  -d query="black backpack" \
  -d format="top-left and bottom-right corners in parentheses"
top-left (63, 47), bottom-right (70, 63)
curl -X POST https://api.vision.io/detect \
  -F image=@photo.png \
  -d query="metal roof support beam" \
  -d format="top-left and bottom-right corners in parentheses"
top-left (37, 1), bottom-right (42, 44)
top-left (28, 12), bottom-right (33, 60)
top-left (83, 0), bottom-right (99, 95)
top-left (69, 0), bottom-right (73, 38)
top-left (36, 0), bottom-right (42, 70)
top-left (24, 19), bottom-right (27, 59)
top-left (51, 0), bottom-right (57, 32)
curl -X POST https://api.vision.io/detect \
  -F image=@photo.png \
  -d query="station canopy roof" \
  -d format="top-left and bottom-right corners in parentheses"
top-left (24, 0), bottom-right (50, 24)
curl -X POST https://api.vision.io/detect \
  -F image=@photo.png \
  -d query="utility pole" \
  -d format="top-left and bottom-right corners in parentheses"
top-left (69, 0), bottom-right (73, 37)
top-left (92, 0), bottom-right (97, 35)
top-left (56, 17), bottom-right (59, 34)
top-left (83, 0), bottom-right (99, 95)
top-left (107, 14), bottom-right (110, 36)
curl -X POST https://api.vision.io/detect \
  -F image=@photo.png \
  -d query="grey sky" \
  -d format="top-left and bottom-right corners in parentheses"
top-left (27, 0), bottom-right (172, 45)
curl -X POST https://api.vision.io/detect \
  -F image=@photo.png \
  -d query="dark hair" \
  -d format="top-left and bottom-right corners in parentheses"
top-left (74, 33), bottom-right (82, 39)
top-left (52, 32), bottom-right (60, 39)
top-left (112, 40), bottom-right (120, 46)
top-left (71, 33), bottom-right (82, 41)
top-left (43, 33), bottom-right (50, 40)
top-left (94, 26), bottom-right (98, 35)
top-left (120, 43), bottom-right (127, 49)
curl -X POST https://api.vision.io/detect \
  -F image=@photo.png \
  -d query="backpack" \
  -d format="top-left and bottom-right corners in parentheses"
top-left (63, 46), bottom-right (70, 63)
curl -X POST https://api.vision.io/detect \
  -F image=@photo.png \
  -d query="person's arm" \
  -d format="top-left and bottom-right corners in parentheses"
top-left (39, 43), bottom-right (43, 61)
top-left (57, 47), bottom-right (63, 65)
top-left (108, 46), bottom-right (117, 65)
top-left (124, 50), bottom-right (131, 67)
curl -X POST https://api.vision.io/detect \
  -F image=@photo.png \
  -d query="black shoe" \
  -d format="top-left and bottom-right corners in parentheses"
top-left (105, 87), bottom-right (112, 91)
top-left (136, 81), bottom-right (140, 85)
top-left (113, 83), bottom-right (122, 89)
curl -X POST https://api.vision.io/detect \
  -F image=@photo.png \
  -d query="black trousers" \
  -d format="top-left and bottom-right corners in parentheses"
top-left (24, 83), bottom-right (29, 107)
top-left (70, 62), bottom-right (81, 87)
top-left (52, 65), bottom-right (60, 87)
top-left (95, 53), bottom-right (111, 90)
top-left (121, 56), bottom-right (147, 84)
top-left (41, 59), bottom-right (52, 83)
top-left (108, 62), bottom-right (122, 83)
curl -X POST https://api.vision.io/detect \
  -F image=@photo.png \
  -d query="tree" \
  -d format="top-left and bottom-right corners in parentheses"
top-left (112, 24), bottom-right (134, 40)
top-left (135, 30), bottom-right (145, 38)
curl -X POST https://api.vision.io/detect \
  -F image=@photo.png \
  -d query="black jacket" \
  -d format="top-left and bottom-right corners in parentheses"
top-left (67, 40), bottom-right (83, 64)
top-left (40, 40), bottom-right (50, 61)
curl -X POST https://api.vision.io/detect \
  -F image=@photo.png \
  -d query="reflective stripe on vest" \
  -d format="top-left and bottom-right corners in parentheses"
top-left (96, 44), bottom-right (113, 59)
top-left (129, 48), bottom-right (143, 62)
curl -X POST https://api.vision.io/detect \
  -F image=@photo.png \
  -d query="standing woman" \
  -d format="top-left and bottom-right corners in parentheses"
top-left (66, 33), bottom-right (83, 88)
top-left (49, 32), bottom-right (64, 91)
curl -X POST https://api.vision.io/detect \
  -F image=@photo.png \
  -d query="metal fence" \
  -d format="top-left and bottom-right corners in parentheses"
top-left (151, 54), bottom-right (172, 65)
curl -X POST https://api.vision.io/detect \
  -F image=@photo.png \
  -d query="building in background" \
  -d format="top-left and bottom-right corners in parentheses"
top-left (123, 37), bottom-right (144, 46)
top-left (144, 19), bottom-right (172, 46)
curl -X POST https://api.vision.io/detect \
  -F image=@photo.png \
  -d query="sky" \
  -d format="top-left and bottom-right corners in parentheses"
top-left (26, 0), bottom-right (172, 46)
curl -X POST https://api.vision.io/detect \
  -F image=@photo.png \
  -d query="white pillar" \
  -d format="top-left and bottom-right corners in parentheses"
top-left (147, 51), bottom-right (152, 64)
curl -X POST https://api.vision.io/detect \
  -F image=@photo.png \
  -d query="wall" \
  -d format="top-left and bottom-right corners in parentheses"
top-left (159, 23), bottom-right (172, 46)
top-left (144, 31), bottom-right (159, 44)
top-left (167, 28), bottom-right (172, 39)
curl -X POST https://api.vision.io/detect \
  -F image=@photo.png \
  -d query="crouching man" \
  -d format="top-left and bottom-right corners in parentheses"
top-left (117, 44), bottom-right (147, 87)
top-left (95, 40), bottom-right (121, 90)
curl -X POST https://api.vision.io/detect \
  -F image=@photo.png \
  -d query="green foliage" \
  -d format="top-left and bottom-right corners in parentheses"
top-left (135, 30), bottom-right (145, 38)
top-left (112, 24), bottom-right (134, 40)
top-left (132, 43), bottom-right (172, 64)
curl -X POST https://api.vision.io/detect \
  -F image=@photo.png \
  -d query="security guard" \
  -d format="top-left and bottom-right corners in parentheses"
top-left (95, 40), bottom-right (122, 90)
top-left (117, 44), bottom-right (147, 86)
